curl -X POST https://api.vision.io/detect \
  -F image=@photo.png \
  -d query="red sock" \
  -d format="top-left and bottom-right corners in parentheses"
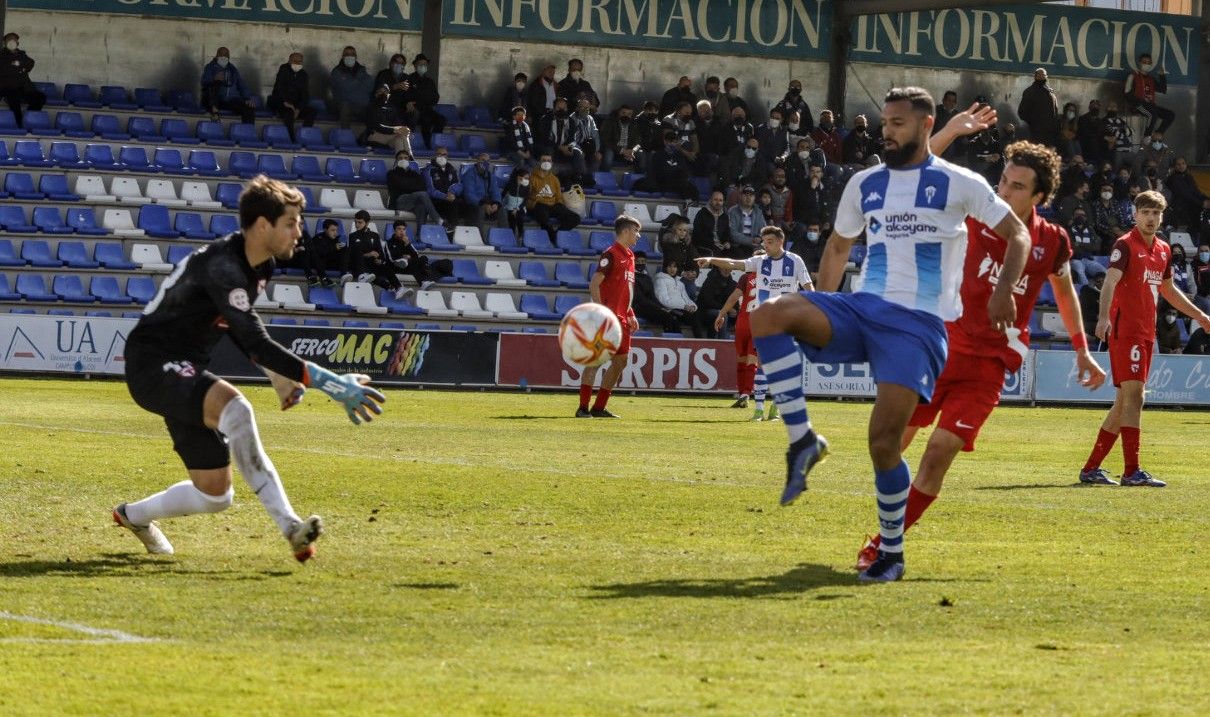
top-left (870, 485), bottom-right (937, 549)
top-left (578, 384), bottom-right (593, 410)
top-left (1121, 426), bottom-right (1140, 476)
top-left (592, 388), bottom-right (612, 411)
top-left (1083, 428), bottom-right (1119, 472)
top-left (738, 363), bottom-right (756, 395)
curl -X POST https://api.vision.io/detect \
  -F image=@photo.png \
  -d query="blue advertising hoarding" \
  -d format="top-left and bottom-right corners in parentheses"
top-left (1033, 350), bottom-right (1210, 405)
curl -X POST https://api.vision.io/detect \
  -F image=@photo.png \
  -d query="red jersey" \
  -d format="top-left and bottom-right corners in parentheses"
top-left (595, 242), bottom-right (636, 321)
top-left (735, 273), bottom-right (757, 330)
top-left (1108, 228), bottom-right (1171, 341)
top-left (949, 212), bottom-right (1072, 372)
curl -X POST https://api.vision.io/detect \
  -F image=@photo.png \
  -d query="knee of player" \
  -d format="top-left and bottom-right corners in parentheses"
top-left (867, 430), bottom-right (903, 466)
top-left (218, 394), bottom-right (256, 432)
top-left (749, 302), bottom-right (781, 336)
top-left (200, 485), bottom-right (235, 513)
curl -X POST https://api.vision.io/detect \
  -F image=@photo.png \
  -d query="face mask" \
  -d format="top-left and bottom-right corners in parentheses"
top-left (743, 148), bottom-right (757, 159)
top-left (733, 117), bottom-right (745, 126)
top-left (540, 161), bottom-right (553, 171)
top-left (395, 160), bottom-right (408, 168)
top-left (788, 122), bottom-right (799, 131)
top-left (806, 231), bottom-right (820, 242)
top-left (416, 65), bottom-right (428, 75)
top-left (216, 56), bottom-right (230, 68)
top-left (1141, 62), bottom-right (1153, 72)
top-left (768, 119), bottom-right (781, 129)
top-left (1073, 217), bottom-right (1086, 226)
top-left (290, 63), bottom-right (303, 72)
top-left (789, 87), bottom-right (801, 95)
top-left (797, 150), bottom-right (810, 161)
top-left (820, 121), bottom-right (833, 131)
top-left (1165, 314), bottom-right (1177, 325)
top-left (1152, 142), bottom-right (1163, 150)
top-left (855, 126), bottom-right (867, 134)
top-left (1065, 111), bottom-right (1075, 119)
top-left (519, 178), bottom-right (530, 187)
top-left (1200, 252), bottom-right (1210, 262)
top-left (727, 88), bottom-right (738, 97)
top-left (4, 41), bottom-right (16, 51)
top-left (570, 71), bottom-right (582, 81)
top-left (1101, 191), bottom-right (1113, 201)
top-left (515, 81), bottom-right (525, 91)
top-left (391, 62), bottom-right (405, 75)
top-left (435, 156), bottom-right (448, 166)
top-left (1106, 110), bottom-right (1117, 118)
top-left (343, 56), bottom-right (356, 68)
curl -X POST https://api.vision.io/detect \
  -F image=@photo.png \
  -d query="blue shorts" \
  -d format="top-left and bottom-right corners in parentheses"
top-left (797, 292), bottom-right (948, 402)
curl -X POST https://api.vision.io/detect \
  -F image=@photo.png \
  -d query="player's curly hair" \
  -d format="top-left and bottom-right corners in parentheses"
top-left (1003, 141), bottom-right (1061, 207)
top-left (1134, 189), bottom-right (1168, 212)
top-left (239, 175), bottom-right (306, 230)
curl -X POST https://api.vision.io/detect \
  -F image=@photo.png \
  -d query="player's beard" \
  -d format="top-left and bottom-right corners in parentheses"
top-left (884, 138), bottom-right (922, 168)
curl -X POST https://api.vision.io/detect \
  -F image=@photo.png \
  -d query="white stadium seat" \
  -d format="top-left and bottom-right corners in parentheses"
top-left (130, 243), bottom-right (173, 272)
top-left (320, 187), bottom-right (356, 217)
top-left (181, 181), bottom-right (222, 209)
top-left (146, 179), bottom-right (188, 207)
top-left (76, 174), bottom-right (115, 203)
top-left (415, 289), bottom-right (458, 318)
top-left (352, 189), bottom-right (393, 219)
top-left (1169, 231), bottom-right (1195, 253)
top-left (449, 291), bottom-right (493, 319)
top-left (453, 225), bottom-right (494, 254)
top-left (342, 281), bottom-right (388, 315)
top-left (254, 288), bottom-right (280, 309)
top-left (272, 284), bottom-right (316, 311)
top-left (623, 202), bottom-right (660, 231)
top-left (111, 176), bottom-right (151, 205)
top-left (485, 292), bottom-right (527, 320)
top-left (653, 204), bottom-right (680, 223)
top-left (685, 204), bottom-right (702, 222)
top-left (484, 260), bottom-right (524, 287)
top-left (102, 208), bottom-right (145, 237)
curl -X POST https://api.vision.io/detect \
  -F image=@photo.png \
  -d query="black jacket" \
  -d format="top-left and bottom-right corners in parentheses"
top-left (348, 228), bottom-right (389, 274)
top-left (406, 73), bottom-right (439, 109)
top-left (556, 75), bottom-right (598, 107)
top-left (692, 209), bottom-right (730, 255)
top-left (374, 67), bottom-right (410, 108)
top-left (697, 268), bottom-right (737, 312)
top-left (659, 86), bottom-right (698, 116)
top-left (0, 48), bottom-right (35, 91)
top-left (386, 166), bottom-right (426, 206)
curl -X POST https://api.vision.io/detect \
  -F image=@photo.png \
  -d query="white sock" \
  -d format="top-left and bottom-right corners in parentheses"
top-left (218, 396), bottom-right (300, 536)
top-left (125, 480), bottom-right (233, 525)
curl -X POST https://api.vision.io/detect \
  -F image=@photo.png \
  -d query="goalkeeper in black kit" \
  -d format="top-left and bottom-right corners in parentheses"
top-left (113, 176), bottom-right (386, 563)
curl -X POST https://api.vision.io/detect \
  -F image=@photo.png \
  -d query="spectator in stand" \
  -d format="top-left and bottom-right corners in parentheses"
top-left (694, 98), bottom-right (724, 175)
top-left (727, 185), bottom-right (766, 255)
top-left (1077, 98), bottom-right (1108, 166)
top-left (660, 76), bottom-right (697, 116)
top-left (527, 152), bottom-right (580, 242)
top-left (1017, 67), bottom-right (1060, 149)
top-left (636, 129), bottom-right (698, 200)
top-left (655, 258), bottom-right (708, 338)
top-left (1056, 177), bottom-right (1092, 226)
top-left (1138, 135), bottom-right (1170, 179)
top-left (796, 222), bottom-right (826, 276)
top-left (1091, 182), bottom-right (1126, 248)
top-left (1186, 325), bottom-right (1210, 354)
top-left (756, 187), bottom-right (776, 225)
top-left (662, 101), bottom-right (699, 169)
top-left (1103, 100), bottom-right (1133, 166)
top-left (503, 106), bottom-right (535, 169)
top-left (632, 251), bottom-right (681, 334)
top-left (329, 46), bottom-right (374, 129)
top-left (304, 219), bottom-right (347, 287)
top-left (791, 163), bottom-right (832, 234)
top-left (692, 191), bottom-right (731, 257)
top-left (786, 137), bottom-right (826, 189)
top-left (404, 54), bottom-right (444, 149)
top-left (1056, 154), bottom-right (1087, 199)
top-left (932, 91), bottom-right (965, 163)
top-left (1194, 244), bottom-right (1210, 313)
top-left (841, 114), bottom-right (880, 169)
top-left (497, 72), bottom-right (528, 124)
top-left (1199, 199), bottom-right (1210, 247)
top-left (810, 110), bottom-right (843, 165)
top-left (785, 110), bottom-right (809, 150)
top-left (755, 107), bottom-right (790, 170)
top-left (1066, 207), bottom-right (1100, 285)
top-left (200, 47), bottom-right (254, 124)
top-left (701, 76), bottom-right (726, 116)
top-left (386, 149), bottom-right (442, 227)
top-left (1157, 305), bottom-right (1183, 354)
top-left (268, 52), bottom-right (316, 143)
top-left (0, 32), bottom-right (43, 129)
top-left (539, 96), bottom-right (588, 186)
top-left (722, 105), bottom-right (755, 156)
top-left (365, 84), bottom-right (413, 154)
top-left (632, 100), bottom-right (665, 170)
top-left (697, 263), bottom-right (737, 324)
top-left (967, 123), bottom-right (1007, 186)
top-left (774, 80), bottom-right (813, 133)
top-left (1058, 101), bottom-right (1080, 159)
top-left (722, 77), bottom-right (748, 119)
top-left (658, 215), bottom-right (695, 269)
top-left (1170, 243), bottom-right (1194, 300)
top-left (599, 104), bottom-right (643, 171)
top-left (425, 146), bottom-right (469, 226)
top-left (680, 264), bottom-right (700, 302)
top-left (571, 96), bottom-right (601, 180)
top-left (348, 211), bottom-right (406, 299)
top-left (1167, 157), bottom-right (1206, 230)
top-left (763, 168), bottom-right (795, 235)
top-left (1079, 271), bottom-right (1105, 349)
top-left (556, 59), bottom-right (599, 110)
top-left (386, 219), bottom-right (441, 291)
top-left (718, 135), bottom-right (767, 193)
top-left (502, 167), bottom-right (530, 238)
top-left (374, 53), bottom-right (410, 109)
top-left (462, 150), bottom-right (507, 238)
top-left (1125, 52), bottom-right (1174, 138)
top-left (526, 63), bottom-right (557, 120)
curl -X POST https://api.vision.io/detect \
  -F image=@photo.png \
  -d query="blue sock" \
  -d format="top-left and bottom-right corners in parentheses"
top-left (875, 459), bottom-right (911, 556)
top-left (753, 367), bottom-right (768, 410)
top-left (754, 334), bottom-right (812, 443)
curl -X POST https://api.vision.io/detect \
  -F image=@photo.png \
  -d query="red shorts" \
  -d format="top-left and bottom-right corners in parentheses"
top-left (1108, 335), bottom-right (1153, 386)
top-left (908, 352), bottom-right (1005, 452)
top-left (734, 321), bottom-right (754, 358)
top-left (616, 321), bottom-right (632, 356)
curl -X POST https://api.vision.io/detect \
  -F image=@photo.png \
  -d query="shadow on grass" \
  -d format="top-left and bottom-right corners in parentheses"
top-left (0, 554), bottom-right (292, 580)
top-left (586, 563), bottom-right (858, 599)
top-left (635, 418), bottom-right (748, 424)
top-left (492, 415), bottom-right (577, 421)
top-left (393, 582), bottom-right (460, 590)
top-left (974, 482), bottom-right (1084, 491)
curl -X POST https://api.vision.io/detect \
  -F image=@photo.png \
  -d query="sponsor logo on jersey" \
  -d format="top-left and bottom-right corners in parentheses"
top-left (229, 288), bottom-right (251, 312)
top-left (868, 217), bottom-right (882, 234)
top-left (1143, 267), bottom-right (1164, 285)
top-left (1110, 248), bottom-right (1122, 262)
top-left (1032, 245), bottom-right (1046, 261)
top-left (977, 255), bottom-right (1030, 295)
top-left (865, 190), bottom-right (882, 204)
top-left (880, 212), bottom-right (939, 239)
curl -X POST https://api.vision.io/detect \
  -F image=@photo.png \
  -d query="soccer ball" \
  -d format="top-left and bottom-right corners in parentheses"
top-left (559, 302), bottom-right (623, 368)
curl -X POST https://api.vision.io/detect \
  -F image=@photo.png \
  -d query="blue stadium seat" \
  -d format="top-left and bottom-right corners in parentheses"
top-left (14, 140), bottom-right (53, 167)
top-left (1092, 255), bottom-right (1110, 269)
top-left (215, 183), bottom-right (242, 209)
top-left (0, 140), bottom-right (16, 166)
top-left (268, 317), bottom-right (298, 325)
top-left (90, 276), bottom-right (133, 304)
top-left (414, 323), bottom-right (441, 330)
top-left (330, 128), bottom-right (362, 153)
top-left (94, 242), bottom-right (138, 270)
top-left (342, 319), bottom-right (371, 328)
top-left (127, 116), bottom-right (167, 143)
top-left (518, 261), bottom-right (559, 287)
top-left (138, 205), bottom-right (181, 238)
top-left (256, 153), bottom-right (294, 180)
top-left (359, 158), bottom-right (388, 185)
top-left (450, 258), bottom-right (493, 285)
top-left (126, 276), bottom-right (158, 304)
top-left (553, 295), bottom-right (584, 317)
top-left (55, 111), bottom-right (93, 138)
top-left (17, 274), bottom-right (58, 302)
top-left (292, 155), bottom-right (327, 182)
top-left (1, 206), bottom-right (37, 233)
top-left (1028, 311), bottom-right (1053, 341)
top-left (308, 286), bottom-right (354, 312)
top-left (325, 156), bottom-right (357, 183)
top-left (230, 123), bottom-right (267, 149)
top-left (522, 229), bottom-right (562, 255)
top-left (175, 213), bottom-right (216, 240)
top-left (0, 239), bottom-right (24, 266)
top-left (41, 173), bottom-right (80, 201)
top-left (63, 83), bottom-right (101, 108)
top-left (0, 110), bottom-right (22, 135)
top-left (84, 311), bottom-right (113, 317)
top-left (521, 326), bottom-right (548, 334)
top-left (435, 103), bottom-right (461, 128)
top-left (588, 200), bottom-right (617, 226)
top-left (195, 120), bottom-right (233, 146)
top-left (155, 148), bottom-right (190, 175)
top-left (66, 208), bottom-right (109, 236)
top-left (297, 186), bottom-right (330, 213)
top-left (1037, 281), bottom-right (1057, 307)
top-left (58, 241), bottom-right (99, 268)
top-left (555, 262), bottom-right (590, 289)
top-left (464, 105), bottom-right (495, 129)
top-left (8, 308), bottom-right (37, 314)
top-left (169, 90), bottom-right (203, 114)
top-left (47, 308), bottom-right (74, 316)
top-left (519, 294), bottom-right (560, 321)
top-left (229, 151), bottom-right (258, 178)
top-left (135, 88), bottom-right (172, 113)
top-left (418, 224), bottom-right (460, 251)
top-left (635, 235), bottom-right (660, 261)
top-left (54, 275), bottom-right (93, 303)
top-left (33, 207), bottom-right (74, 234)
top-left (487, 227), bottom-right (526, 254)
top-left (378, 289), bottom-right (425, 315)
top-left (460, 134), bottom-right (488, 157)
top-left (100, 85), bottom-right (137, 110)
top-left (4, 172), bottom-right (43, 200)
top-left (0, 275), bottom-right (22, 301)
top-left (187, 149), bottom-right (224, 176)
top-left (592, 172), bottom-right (627, 197)
top-left (432, 133), bottom-right (465, 158)
top-left (298, 126), bottom-right (333, 152)
top-left (210, 214), bottom-right (239, 237)
top-left (119, 146), bottom-right (157, 172)
top-left (84, 143), bottom-right (118, 169)
top-left (23, 111), bottom-right (58, 136)
top-left (264, 124), bottom-right (300, 150)
top-left (166, 245), bottom-right (193, 265)
top-left (90, 114), bottom-right (129, 141)
top-left (556, 230), bottom-right (594, 256)
top-left (35, 82), bottom-right (63, 107)
top-left (303, 318), bottom-right (331, 327)
top-left (380, 321), bottom-right (408, 329)
top-left (49, 142), bottom-right (85, 168)
top-left (162, 118), bottom-right (200, 145)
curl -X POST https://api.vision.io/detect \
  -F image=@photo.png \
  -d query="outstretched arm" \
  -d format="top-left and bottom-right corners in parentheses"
top-left (696, 256), bottom-right (746, 272)
top-left (930, 102), bottom-right (998, 157)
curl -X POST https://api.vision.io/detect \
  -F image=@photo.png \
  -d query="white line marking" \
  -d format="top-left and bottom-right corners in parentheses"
top-left (0, 611), bottom-right (158, 644)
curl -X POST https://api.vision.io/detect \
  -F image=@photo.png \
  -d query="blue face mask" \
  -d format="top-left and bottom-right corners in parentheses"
top-left (1200, 252), bottom-right (1210, 262)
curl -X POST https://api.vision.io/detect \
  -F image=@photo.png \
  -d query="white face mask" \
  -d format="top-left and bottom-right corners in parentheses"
top-left (743, 147), bottom-right (757, 159)
top-left (1101, 191), bottom-right (1113, 201)
top-left (290, 63), bottom-right (303, 72)
top-left (343, 56), bottom-right (356, 68)
top-left (788, 122), bottom-right (799, 131)
top-left (806, 231), bottom-right (820, 242)
top-left (1065, 110), bottom-right (1075, 119)
top-left (515, 81), bottom-right (525, 91)
top-left (519, 178), bottom-right (530, 187)
top-left (216, 56), bottom-right (229, 68)
top-left (768, 119), bottom-right (781, 129)
top-left (391, 62), bottom-right (405, 75)
top-left (1141, 62), bottom-right (1153, 72)
top-left (1165, 314), bottom-right (1177, 325)
top-left (540, 161), bottom-right (553, 171)
top-left (416, 65), bottom-right (428, 75)
top-left (395, 160), bottom-right (408, 168)
top-left (570, 71), bottom-right (582, 81)
top-left (727, 88), bottom-right (738, 97)
top-left (435, 156), bottom-right (448, 167)
top-left (1152, 141), bottom-right (1164, 150)
top-left (797, 150), bottom-right (810, 160)
top-left (5, 40), bottom-right (17, 51)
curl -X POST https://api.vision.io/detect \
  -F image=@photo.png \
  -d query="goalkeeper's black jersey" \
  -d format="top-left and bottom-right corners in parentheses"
top-left (125, 233), bottom-right (306, 382)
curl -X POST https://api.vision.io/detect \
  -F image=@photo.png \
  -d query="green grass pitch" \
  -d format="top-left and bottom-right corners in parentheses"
top-left (0, 377), bottom-right (1207, 715)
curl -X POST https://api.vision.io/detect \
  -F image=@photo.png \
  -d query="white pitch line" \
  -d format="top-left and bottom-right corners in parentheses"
top-left (0, 610), bottom-right (158, 644)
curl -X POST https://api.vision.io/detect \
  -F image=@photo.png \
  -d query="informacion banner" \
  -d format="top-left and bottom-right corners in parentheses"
top-left (496, 333), bottom-right (737, 393)
top-left (1033, 350), bottom-right (1210, 405)
top-left (0, 314), bottom-right (132, 375)
top-left (803, 360), bottom-right (1032, 403)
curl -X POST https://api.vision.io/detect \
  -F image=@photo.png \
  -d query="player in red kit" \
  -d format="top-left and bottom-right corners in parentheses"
top-left (856, 139), bottom-right (1107, 569)
top-left (577, 215), bottom-right (641, 418)
top-left (1080, 190), bottom-right (1210, 487)
top-left (715, 251), bottom-right (762, 408)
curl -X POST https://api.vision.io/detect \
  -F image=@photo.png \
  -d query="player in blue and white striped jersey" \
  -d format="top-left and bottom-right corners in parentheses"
top-left (749, 87), bottom-right (1032, 582)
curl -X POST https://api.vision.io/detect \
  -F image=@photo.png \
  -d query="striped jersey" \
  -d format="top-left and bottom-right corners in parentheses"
top-left (833, 154), bottom-right (1013, 322)
top-left (742, 250), bottom-right (810, 305)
